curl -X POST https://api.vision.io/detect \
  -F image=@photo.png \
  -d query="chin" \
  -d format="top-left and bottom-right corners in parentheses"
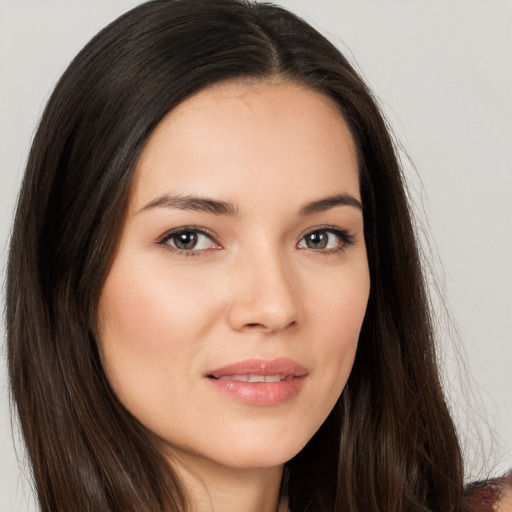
top-left (219, 443), bottom-right (304, 469)
top-left (161, 422), bottom-right (314, 472)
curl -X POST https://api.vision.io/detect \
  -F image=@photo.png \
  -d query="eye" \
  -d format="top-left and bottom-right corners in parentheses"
top-left (297, 227), bottom-right (354, 252)
top-left (158, 227), bottom-right (220, 253)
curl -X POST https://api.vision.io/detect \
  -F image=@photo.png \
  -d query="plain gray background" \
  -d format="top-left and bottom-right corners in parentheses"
top-left (1, 1), bottom-right (511, 510)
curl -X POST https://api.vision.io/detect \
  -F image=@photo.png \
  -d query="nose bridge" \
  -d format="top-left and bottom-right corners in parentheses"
top-left (227, 240), bottom-right (300, 333)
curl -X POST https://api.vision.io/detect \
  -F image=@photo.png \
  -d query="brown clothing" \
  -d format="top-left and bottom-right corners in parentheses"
top-left (464, 472), bottom-right (512, 511)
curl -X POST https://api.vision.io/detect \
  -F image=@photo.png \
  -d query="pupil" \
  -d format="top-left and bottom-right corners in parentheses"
top-left (175, 231), bottom-right (197, 250)
top-left (307, 231), bottom-right (327, 249)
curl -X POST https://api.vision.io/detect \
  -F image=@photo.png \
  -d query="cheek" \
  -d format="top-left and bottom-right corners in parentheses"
top-left (96, 258), bottom-right (215, 413)
top-left (99, 254), bottom-right (217, 344)
top-left (311, 253), bottom-right (369, 337)
top-left (306, 260), bottom-right (369, 400)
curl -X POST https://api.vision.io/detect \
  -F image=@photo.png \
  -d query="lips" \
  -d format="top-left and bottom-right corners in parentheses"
top-left (205, 358), bottom-right (308, 406)
top-left (216, 374), bottom-right (290, 382)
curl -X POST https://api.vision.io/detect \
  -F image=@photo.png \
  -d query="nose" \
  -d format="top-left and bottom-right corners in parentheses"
top-left (226, 250), bottom-right (301, 334)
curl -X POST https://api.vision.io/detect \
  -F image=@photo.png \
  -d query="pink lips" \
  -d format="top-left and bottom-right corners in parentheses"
top-left (205, 358), bottom-right (308, 406)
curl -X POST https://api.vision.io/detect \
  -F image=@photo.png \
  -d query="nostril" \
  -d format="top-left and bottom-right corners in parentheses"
top-left (243, 320), bottom-right (297, 331)
top-left (227, 298), bottom-right (300, 333)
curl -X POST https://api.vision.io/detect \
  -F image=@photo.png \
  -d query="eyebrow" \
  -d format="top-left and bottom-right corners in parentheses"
top-left (298, 193), bottom-right (363, 215)
top-left (138, 192), bottom-right (362, 216)
top-left (138, 194), bottom-right (238, 215)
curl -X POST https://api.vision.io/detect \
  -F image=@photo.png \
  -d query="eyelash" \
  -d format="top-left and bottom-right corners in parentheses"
top-left (157, 226), bottom-right (220, 257)
top-left (299, 225), bottom-right (356, 254)
top-left (157, 225), bottom-right (355, 257)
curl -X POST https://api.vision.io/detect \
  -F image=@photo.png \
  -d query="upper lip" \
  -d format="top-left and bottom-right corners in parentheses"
top-left (206, 358), bottom-right (308, 379)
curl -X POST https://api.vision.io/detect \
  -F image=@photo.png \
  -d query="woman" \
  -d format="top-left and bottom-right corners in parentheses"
top-left (5, 1), bottom-right (511, 511)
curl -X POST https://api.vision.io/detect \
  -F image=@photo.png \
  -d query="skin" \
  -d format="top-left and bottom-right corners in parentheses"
top-left (97, 81), bottom-right (370, 512)
top-left (497, 489), bottom-right (512, 512)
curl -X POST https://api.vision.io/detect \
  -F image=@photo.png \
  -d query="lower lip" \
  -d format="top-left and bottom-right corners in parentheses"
top-left (206, 376), bottom-right (307, 406)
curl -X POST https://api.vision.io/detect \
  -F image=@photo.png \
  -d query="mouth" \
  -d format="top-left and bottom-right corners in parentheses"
top-left (211, 374), bottom-right (295, 382)
top-left (205, 358), bottom-right (308, 406)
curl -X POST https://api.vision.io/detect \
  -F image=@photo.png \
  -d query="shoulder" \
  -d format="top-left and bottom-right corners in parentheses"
top-left (464, 471), bottom-right (512, 512)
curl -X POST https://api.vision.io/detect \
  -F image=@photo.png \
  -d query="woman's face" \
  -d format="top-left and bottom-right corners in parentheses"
top-left (97, 81), bottom-right (370, 472)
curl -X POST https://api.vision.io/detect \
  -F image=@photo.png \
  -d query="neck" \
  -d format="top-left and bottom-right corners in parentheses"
top-left (170, 453), bottom-right (285, 512)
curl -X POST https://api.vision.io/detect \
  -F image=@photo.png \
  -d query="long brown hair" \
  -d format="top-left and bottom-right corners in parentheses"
top-left (6, 1), bottom-right (464, 510)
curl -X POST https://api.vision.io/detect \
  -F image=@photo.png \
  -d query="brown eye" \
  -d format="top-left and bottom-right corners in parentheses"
top-left (160, 228), bottom-right (219, 252)
top-left (171, 231), bottom-right (198, 250)
top-left (298, 228), bottom-right (354, 252)
top-left (303, 231), bottom-right (329, 249)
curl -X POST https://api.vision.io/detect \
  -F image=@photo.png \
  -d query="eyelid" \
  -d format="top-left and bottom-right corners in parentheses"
top-left (157, 226), bottom-right (222, 255)
top-left (156, 224), bottom-right (355, 257)
top-left (157, 225), bottom-right (218, 243)
top-left (297, 224), bottom-right (356, 251)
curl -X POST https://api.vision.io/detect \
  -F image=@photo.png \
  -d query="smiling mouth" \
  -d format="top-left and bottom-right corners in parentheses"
top-left (205, 358), bottom-right (308, 406)
top-left (210, 374), bottom-right (294, 382)
top-left (206, 357), bottom-right (308, 378)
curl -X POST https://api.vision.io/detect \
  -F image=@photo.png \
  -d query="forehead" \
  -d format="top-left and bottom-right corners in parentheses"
top-left (130, 81), bottom-right (360, 212)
